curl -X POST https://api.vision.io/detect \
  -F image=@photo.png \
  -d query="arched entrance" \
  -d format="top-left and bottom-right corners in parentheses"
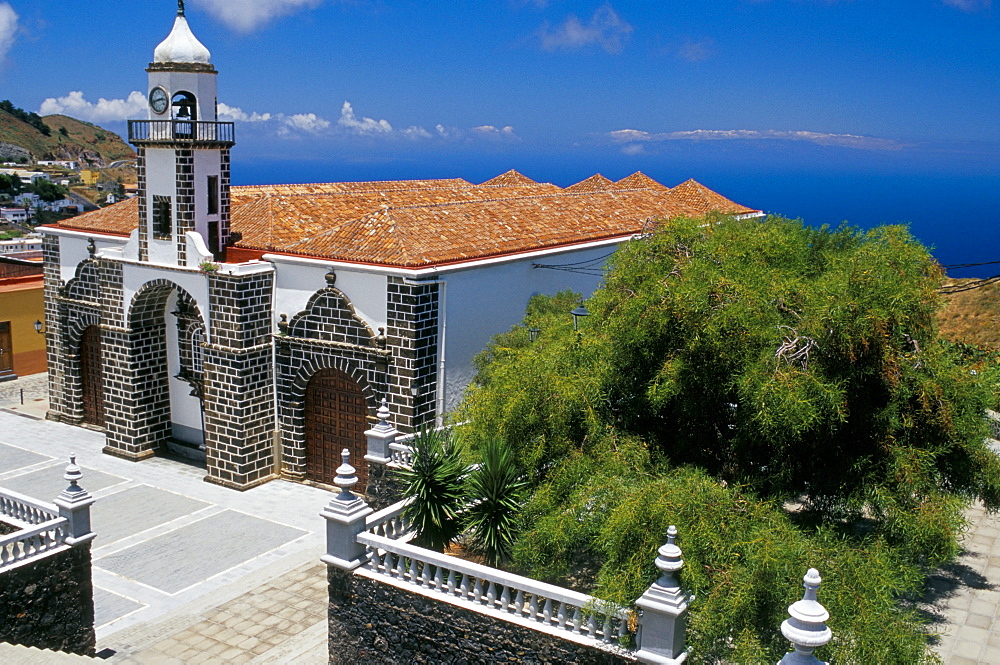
top-left (79, 325), bottom-right (104, 427)
top-left (304, 368), bottom-right (368, 490)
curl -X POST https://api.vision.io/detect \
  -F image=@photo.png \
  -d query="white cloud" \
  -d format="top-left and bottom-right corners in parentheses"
top-left (217, 103), bottom-right (272, 122)
top-left (38, 91), bottom-right (148, 122)
top-left (609, 128), bottom-right (904, 151)
top-left (472, 125), bottom-right (519, 141)
top-left (0, 3), bottom-right (19, 67)
top-left (282, 113), bottom-right (330, 134)
top-left (401, 126), bottom-right (432, 140)
top-left (337, 101), bottom-right (392, 135)
top-left (193, 0), bottom-right (323, 33)
top-left (540, 3), bottom-right (633, 54)
top-left (942, 0), bottom-right (991, 10)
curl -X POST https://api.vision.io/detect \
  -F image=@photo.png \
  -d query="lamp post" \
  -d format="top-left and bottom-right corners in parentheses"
top-left (33, 319), bottom-right (45, 334)
top-left (528, 327), bottom-right (540, 342)
top-left (571, 300), bottom-right (590, 332)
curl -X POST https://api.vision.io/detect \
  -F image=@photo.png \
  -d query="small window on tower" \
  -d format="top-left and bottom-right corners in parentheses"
top-left (207, 175), bottom-right (219, 215)
top-left (153, 195), bottom-right (172, 239)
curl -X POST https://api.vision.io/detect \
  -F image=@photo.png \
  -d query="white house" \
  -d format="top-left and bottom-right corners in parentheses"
top-left (40, 6), bottom-right (761, 492)
top-left (1, 207), bottom-right (29, 224)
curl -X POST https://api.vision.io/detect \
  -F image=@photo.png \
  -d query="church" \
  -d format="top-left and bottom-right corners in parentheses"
top-left (39, 6), bottom-right (761, 491)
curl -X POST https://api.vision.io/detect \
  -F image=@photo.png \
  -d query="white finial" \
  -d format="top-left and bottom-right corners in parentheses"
top-left (779, 568), bottom-right (832, 664)
top-left (334, 449), bottom-right (359, 500)
top-left (654, 525), bottom-right (684, 584)
top-left (64, 454), bottom-right (83, 494)
top-left (377, 399), bottom-right (391, 427)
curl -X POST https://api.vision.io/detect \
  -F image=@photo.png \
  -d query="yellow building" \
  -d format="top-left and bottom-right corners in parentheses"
top-left (79, 170), bottom-right (100, 187)
top-left (0, 257), bottom-right (46, 379)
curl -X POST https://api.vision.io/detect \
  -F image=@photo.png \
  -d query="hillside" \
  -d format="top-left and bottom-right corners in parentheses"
top-left (0, 107), bottom-right (134, 167)
top-left (938, 278), bottom-right (1000, 350)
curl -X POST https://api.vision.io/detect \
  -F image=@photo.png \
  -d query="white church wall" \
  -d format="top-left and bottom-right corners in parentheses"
top-left (146, 148), bottom-right (178, 265)
top-left (270, 257), bottom-right (388, 333)
top-left (164, 290), bottom-right (205, 444)
top-left (439, 242), bottom-right (621, 413)
top-left (193, 151), bottom-right (222, 240)
top-left (121, 263), bottom-right (212, 338)
top-left (49, 229), bottom-right (128, 284)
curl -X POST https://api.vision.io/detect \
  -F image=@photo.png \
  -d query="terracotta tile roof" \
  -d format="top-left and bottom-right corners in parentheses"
top-left (54, 197), bottom-right (138, 236)
top-left (480, 170), bottom-right (541, 187)
top-left (565, 173), bottom-right (616, 193)
top-left (55, 173), bottom-right (760, 268)
top-left (616, 172), bottom-right (671, 191)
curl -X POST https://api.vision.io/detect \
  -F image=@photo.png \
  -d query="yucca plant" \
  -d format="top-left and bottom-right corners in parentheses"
top-left (465, 438), bottom-right (527, 567)
top-left (396, 428), bottom-right (466, 552)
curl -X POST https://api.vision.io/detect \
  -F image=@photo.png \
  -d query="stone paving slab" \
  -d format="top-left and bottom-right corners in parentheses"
top-left (0, 465), bottom-right (126, 502)
top-left (94, 587), bottom-right (146, 629)
top-left (91, 485), bottom-right (210, 545)
top-left (0, 440), bottom-right (50, 472)
top-left (98, 510), bottom-right (309, 595)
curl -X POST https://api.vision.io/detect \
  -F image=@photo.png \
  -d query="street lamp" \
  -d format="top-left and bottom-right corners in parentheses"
top-left (528, 327), bottom-right (540, 342)
top-left (33, 319), bottom-right (45, 334)
top-left (571, 301), bottom-right (590, 332)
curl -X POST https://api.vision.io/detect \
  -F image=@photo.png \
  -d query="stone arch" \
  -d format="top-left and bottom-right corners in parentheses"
top-left (281, 353), bottom-right (378, 482)
top-left (286, 273), bottom-right (382, 348)
top-left (62, 259), bottom-right (101, 304)
top-left (58, 309), bottom-right (102, 427)
top-left (102, 279), bottom-right (207, 460)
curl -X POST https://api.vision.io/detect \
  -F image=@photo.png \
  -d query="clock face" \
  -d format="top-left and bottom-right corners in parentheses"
top-left (149, 87), bottom-right (169, 115)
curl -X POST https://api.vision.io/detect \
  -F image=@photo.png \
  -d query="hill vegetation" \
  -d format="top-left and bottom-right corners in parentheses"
top-left (939, 278), bottom-right (1000, 350)
top-left (0, 102), bottom-right (134, 167)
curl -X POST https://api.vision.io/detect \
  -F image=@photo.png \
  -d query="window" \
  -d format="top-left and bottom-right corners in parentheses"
top-left (207, 175), bottom-right (219, 215)
top-left (190, 328), bottom-right (205, 374)
top-left (153, 195), bottom-right (172, 239)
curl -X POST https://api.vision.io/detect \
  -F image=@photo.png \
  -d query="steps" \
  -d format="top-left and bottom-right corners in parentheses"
top-left (0, 642), bottom-right (96, 663)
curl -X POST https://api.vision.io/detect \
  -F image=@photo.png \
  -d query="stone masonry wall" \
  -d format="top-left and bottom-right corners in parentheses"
top-left (0, 545), bottom-right (95, 656)
top-left (328, 569), bottom-right (632, 665)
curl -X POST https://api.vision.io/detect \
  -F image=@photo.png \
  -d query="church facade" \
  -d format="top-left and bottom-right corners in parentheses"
top-left (40, 7), bottom-right (760, 491)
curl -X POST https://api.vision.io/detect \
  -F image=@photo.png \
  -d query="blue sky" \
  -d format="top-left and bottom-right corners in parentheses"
top-left (0, 1), bottom-right (997, 268)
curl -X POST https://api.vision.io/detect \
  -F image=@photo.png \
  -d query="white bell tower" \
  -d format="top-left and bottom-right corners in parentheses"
top-left (129, 0), bottom-right (234, 266)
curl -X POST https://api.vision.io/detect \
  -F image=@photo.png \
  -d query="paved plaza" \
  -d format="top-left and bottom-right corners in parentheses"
top-left (2, 372), bottom-right (1000, 663)
top-left (0, 374), bottom-right (331, 663)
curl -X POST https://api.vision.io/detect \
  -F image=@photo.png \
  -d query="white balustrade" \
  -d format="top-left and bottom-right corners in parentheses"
top-left (0, 488), bottom-right (60, 526)
top-left (364, 497), bottom-right (415, 539)
top-left (0, 518), bottom-right (69, 568)
top-left (388, 441), bottom-right (415, 467)
top-left (357, 530), bottom-right (630, 646)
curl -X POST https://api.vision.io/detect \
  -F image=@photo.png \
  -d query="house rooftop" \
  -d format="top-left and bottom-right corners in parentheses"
top-left (54, 171), bottom-right (760, 269)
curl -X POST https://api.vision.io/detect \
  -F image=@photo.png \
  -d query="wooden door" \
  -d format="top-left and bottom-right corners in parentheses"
top-left (80, 326), bottom-right (105, 427)
top-left (0, 322), bottom-right (12, 376)
top-left (304, 369), bottom-right (368, 490)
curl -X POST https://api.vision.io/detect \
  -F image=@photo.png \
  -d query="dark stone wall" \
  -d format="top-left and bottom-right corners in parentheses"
top-left (0, 545), bottom-right (96, 656)
top-left (328, 568), bottom-right (633, 665)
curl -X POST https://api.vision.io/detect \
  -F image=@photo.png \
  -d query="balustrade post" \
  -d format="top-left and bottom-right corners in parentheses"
top-left (321, 449), bottom-right (374, 570)
top-left (364, 398), bottom-right (398, 465)
top-left (52, 455), bottom-right (96, 547)
top-left (778, 569), bottom-right (832, 665)
top-left (635, 525), bottom-right (689, 664)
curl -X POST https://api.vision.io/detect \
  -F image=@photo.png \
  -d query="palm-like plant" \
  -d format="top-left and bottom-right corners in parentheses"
top-left (465, 438), bottom-right (527, 567)
top-left (396, 428), bottom-right (466, 552)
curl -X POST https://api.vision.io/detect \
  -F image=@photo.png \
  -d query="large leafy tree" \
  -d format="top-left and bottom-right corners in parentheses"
top-left (457, 215), bottom-right (1000, 662)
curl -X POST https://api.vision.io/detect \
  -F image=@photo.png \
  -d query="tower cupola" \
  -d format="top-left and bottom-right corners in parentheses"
top-left (154, 1), bottom-right (211, 65)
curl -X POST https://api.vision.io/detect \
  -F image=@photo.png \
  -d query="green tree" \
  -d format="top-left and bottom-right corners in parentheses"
top-left (0, 173), bottom-right (21, 195)
top-left (457, 215), bottom-right (1000, 661)
top-left (30, 179), bottom-right (67, 203)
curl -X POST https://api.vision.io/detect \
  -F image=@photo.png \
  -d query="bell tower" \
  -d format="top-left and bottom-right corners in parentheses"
top-left (129, 0), bottom-right (235, 266)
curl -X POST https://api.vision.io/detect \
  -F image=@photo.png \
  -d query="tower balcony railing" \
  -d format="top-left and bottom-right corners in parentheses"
top-left (128, 120), bottom-right (235, 146)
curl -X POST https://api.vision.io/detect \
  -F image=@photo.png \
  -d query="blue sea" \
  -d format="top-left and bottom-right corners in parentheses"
top-left (232, 146), bottom-right (999, 279)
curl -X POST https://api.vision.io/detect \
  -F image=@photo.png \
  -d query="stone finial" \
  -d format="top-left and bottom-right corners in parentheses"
top-left (87, 238), bottom-right (96, 258)
top-left (635, 526), bottom-right (689, 664)
top-left (325, 270), bottom-right (337, 287)
top-left (63, 454), bottom-right (83, 494)
top-left (54, 455), bottom-right (96, 547)
top-left (321, 449), bottom-right (374, 571)
top-left (178, 0), bottom-right (186, 17)
top-left (778, 569), bottom-right (832, 665)
top-left (277, 313), bottom-right (289, 335)
top-left (365, 397), bottom-right (398, 465)
top-left (334, 449), bottom-right (359, 500)
top-left (375, 327), bottom-right (387, 349)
